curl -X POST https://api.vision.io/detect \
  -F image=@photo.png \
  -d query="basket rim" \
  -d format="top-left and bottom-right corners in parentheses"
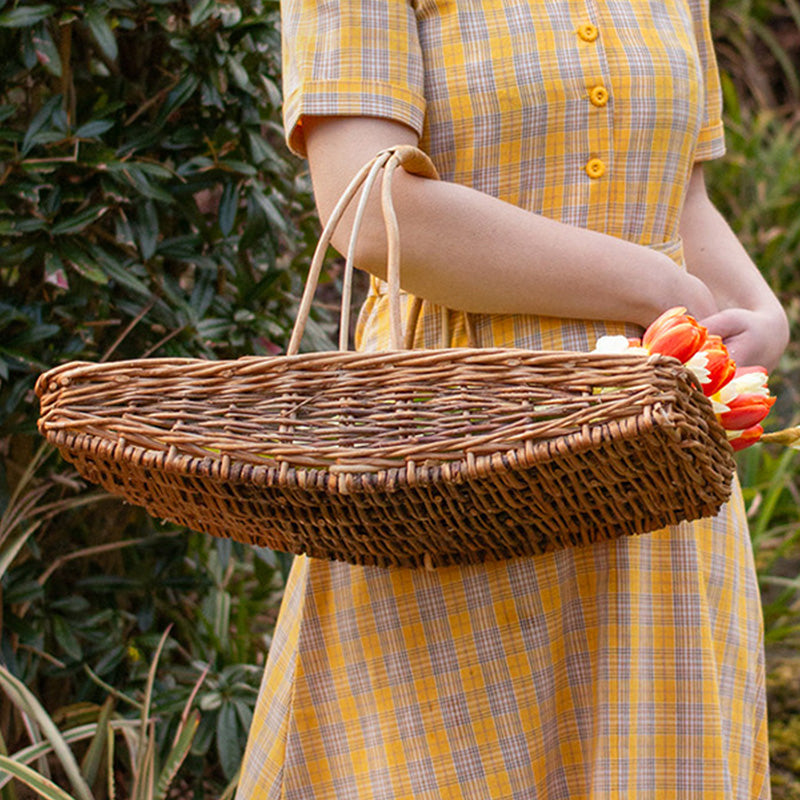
top-left (35, 347), bottom-right (689, 389)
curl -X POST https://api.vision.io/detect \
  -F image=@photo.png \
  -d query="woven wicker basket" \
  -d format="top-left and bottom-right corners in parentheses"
top-left (36, 146), bottom-right (737, 569)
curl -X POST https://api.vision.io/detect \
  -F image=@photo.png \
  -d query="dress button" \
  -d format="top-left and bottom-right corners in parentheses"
top-left (585, 158), bottom-right (606, 178)
top-left (589, 85), bottom-right (609, 107)
top-left (577, 23), bottom-right (599, 42)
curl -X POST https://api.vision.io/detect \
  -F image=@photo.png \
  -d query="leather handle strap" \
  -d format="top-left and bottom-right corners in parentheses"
top-left (287, 146), bottom-right (475, 356)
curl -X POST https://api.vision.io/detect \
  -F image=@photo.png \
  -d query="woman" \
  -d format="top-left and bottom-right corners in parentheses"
top-left (236, 0), bottom-right (789, 797)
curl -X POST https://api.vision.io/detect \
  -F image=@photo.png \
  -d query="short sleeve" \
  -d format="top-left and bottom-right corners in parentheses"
top-left (280, 0), bottom-right (426, 157)
top-left (690, 0), bottom-right (726, 161)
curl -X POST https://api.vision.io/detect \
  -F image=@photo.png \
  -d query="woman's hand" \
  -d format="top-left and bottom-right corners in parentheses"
top-left (701, 306), bottom-right (789, 372)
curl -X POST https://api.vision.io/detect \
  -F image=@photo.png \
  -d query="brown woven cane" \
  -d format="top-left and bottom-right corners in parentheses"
top-left (36, 146), bottom-right (737, 569)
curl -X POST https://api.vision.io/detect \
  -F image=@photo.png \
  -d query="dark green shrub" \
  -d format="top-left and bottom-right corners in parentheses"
top-left (0, 0), bottom-right (323, 792)
top-left (0, 0), bottom-right (325, 439)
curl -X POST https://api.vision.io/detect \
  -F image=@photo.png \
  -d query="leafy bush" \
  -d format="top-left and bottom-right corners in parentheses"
top-left (0, 0), bottom-right (324, 438)
top-left (712, 0), bottom-right (800, 110)
top-left (0, 0), bottom-right (321, 793)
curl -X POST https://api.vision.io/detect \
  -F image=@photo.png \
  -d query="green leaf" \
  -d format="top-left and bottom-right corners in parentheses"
top-left (10, 217), bottom-right (48, 234)
top-left (4, 323), bottom-right (60, 347)
top-left (218, 182), bottom-right (238, 237)
top-left (232, 699), bottom-right (253, 733)
top-left (33, 27), bottom-right (62, 77)
top-left (246, 131), bottom-right (277, 166)
top-left (215, 704), bottom-right (241, 781)
top-left (75, 119), bottom-right (115, 139)
top-left (218, 4), bottom-right (241, 27)
top-left (51, 206), bottom-right (109, 236)
top-left (259, 75), bottom-right (283, 108)
top-left (21, 95), bottom-right (62, 157)
top-left (156, 234), bottom-right (203, 259)
top-left (226, 56), bottom-right (254, 93)
top-left (44, 251), bottom-right (69, 290)
top-left (109, 163), bottom-right (173, 202)
top-left (249, 187), bottom-right (287, 234)
top-left (85, 8), bottom-right (118, 61)
top-left (135, 200), bottom-right (159, 260)
top-left (61, 243), bottom-right (110, 285)
top-left (52, 616), bottom-right (83, 662)
top-left (0, 4), bottom-right (55, 28)
top-left (159, 74), bottom-right (201, 122)
top-left (92, 254), bottom-right (152, 297)
top-left (189, 0), bottom-right (216, 26)
top-left (217, 159), bottom-right (257, 177)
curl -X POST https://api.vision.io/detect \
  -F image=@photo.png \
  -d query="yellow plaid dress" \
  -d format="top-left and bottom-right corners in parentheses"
top-left (236, 0), bottom-right (770, 797)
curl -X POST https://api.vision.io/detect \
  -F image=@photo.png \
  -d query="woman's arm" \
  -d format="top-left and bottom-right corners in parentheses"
top-left (303, 116), bottom-right (719, 328)
top-left (680, 164), bottom-right (789, 370)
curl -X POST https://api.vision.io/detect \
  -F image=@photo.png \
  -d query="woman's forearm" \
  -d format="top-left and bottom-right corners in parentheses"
top-left (680, 165), bottom-right (789, 369)
top-left (305, 116), bottom-right (718, 328)
top-left (680, 166), bottom-right (783, 313)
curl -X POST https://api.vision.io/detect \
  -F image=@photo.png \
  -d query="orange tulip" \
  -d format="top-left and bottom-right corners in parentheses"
top-left (685, 334), bottom-right (736, 397)
top-left (643, 306), bottom-right (708, 363)
top-left (714, 366), bottom-right (775, 432)
top-left (728, 425), bottom-right (764, 452)
top-left (717, 392), bottom-right (776, 431)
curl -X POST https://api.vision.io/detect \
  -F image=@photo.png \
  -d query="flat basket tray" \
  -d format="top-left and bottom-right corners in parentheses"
top-left (36, 348), bottom-right (737, 569)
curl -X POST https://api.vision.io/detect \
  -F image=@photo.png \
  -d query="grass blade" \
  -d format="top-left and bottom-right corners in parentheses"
top-left (0, 522), bottom-right (40, 576)
top-left (80, 698), bottom-right (114, 788)
top-left (0, 668), bottom-right (93, 800)
top-left (0, 728), bottom-right (19, 800)
top-left (131, 628), bottom-right (171, 800)
top-left (83, 666), bottom-right (141, 711)
top-left (0, 726), bottom-right (98, 791)
top-left (154, 710), bottom-right (199, 800)
top-left (751, 449), bottom-right (798, 547)
top-left (106, 726), bottom-right (115, 800)
top-left (0, 756), bottom-right (76, 800)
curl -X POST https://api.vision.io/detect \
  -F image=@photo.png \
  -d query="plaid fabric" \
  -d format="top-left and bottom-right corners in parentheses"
top-left (236, 1), bottom-right (770, 798)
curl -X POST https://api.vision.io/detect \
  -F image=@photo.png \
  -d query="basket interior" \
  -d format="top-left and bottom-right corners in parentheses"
top-left (37, 349), bottom-right (712, 472)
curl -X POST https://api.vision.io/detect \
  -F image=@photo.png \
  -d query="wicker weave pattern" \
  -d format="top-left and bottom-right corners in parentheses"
top-left (36, 348), bottom-right (736, 568)
top-left (35, 146), bottom-right (736, 569)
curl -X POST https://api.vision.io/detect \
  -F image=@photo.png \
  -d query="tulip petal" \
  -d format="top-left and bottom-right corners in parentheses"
top-left (718, 393), bottom-right (776, 430)
top-left (642, 308), bottom-right (708, 363)
top-left (728, 425), bottom-right (764, 452)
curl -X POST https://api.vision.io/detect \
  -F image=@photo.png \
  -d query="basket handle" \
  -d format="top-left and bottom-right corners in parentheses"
top-left (286, 145), bottom-right (443, 356)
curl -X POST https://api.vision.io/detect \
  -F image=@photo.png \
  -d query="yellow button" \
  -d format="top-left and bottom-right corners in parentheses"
top-left (589, 85), bottom-right (609, 107)
top-left (577, 23), bottom-right (599, 42)
top-left (585, 158), bottom-right (606, 178)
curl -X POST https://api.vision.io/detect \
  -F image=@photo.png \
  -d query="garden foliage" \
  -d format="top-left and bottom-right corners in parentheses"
top-left (0, 0), bottom-right (318, 794)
